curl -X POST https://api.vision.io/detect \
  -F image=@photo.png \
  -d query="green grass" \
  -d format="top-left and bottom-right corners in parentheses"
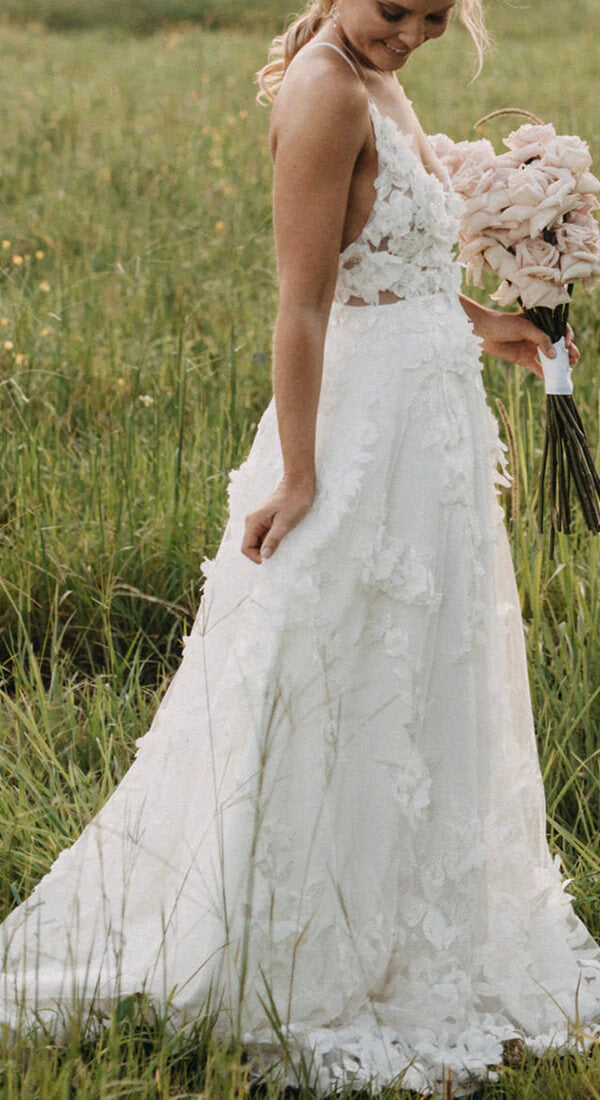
top-left (0, 0), bottom-right (297, 34)
top-left (1, 1), bottom-right (600, 1096)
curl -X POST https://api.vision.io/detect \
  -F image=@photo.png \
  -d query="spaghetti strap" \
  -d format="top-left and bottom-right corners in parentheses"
top-left (302, 40), bottom-right (361, 78)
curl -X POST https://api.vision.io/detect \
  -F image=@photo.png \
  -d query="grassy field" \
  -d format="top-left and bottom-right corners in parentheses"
top-left (0, 0), bottom-right (295, 33)
top-left (1, 0), bottom-right (600, 1096)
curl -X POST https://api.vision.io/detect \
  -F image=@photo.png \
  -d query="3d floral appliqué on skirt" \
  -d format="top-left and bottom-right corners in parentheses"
top-left (2, 290), bottom-right (600, 1098)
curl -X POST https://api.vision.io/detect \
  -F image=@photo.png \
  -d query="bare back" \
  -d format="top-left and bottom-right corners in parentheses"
top-left (269, 31), bottom-right (446, 257)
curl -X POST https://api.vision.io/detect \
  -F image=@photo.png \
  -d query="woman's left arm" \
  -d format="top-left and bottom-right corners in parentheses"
top-left (459, 293), bottom-right (580, 379)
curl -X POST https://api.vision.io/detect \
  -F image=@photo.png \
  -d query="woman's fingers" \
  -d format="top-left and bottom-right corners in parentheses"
top-left (240, 505), bottom-right (297, 564)
top-left (241, 511), bottom-right (270, 564)
top-left (259, 515), bottom-right (290, 560)
top-left (517, 315), bottom-right (554, 363)
top-left (240, 483), bottom-right (316, 565)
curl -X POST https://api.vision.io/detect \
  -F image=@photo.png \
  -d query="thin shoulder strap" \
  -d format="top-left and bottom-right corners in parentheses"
top-left (303, 40), bottom-right (360, 78)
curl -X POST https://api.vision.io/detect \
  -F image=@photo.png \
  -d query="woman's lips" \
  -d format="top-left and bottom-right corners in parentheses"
top-left (383, 41), bottom-right (409, 57)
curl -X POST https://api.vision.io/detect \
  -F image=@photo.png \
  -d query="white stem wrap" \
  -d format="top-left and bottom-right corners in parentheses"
top-left (538, 336), bottom-right (573, 395)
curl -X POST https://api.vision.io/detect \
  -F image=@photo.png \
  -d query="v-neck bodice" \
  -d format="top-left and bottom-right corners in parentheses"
top-left (300, 40), bottom-right (466, 307)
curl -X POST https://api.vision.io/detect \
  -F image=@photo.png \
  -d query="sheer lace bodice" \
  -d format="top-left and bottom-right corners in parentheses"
top-left (302, 41), bottom-right (465, 307)
top-left (336, 99), bottom-right (465, 306)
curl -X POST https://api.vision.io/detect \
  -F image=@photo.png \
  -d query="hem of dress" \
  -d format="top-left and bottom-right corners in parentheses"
top-left (242, 1012), bottom-right (600, 1098)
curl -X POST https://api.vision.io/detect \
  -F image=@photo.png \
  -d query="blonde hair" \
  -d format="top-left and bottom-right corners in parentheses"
top-left (255, 0), bottom-right (490, 104)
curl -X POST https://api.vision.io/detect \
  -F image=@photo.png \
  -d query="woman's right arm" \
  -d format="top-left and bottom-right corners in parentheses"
top-left (241, 60), bottom-right (367, 563)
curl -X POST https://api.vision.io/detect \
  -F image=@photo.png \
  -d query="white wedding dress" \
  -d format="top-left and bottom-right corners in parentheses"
top-left (2, 42), bottom-right (600, 1099)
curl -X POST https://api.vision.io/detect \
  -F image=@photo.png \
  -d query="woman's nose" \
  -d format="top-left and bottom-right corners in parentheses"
top-left (401, 16), bottom-right (426, 48)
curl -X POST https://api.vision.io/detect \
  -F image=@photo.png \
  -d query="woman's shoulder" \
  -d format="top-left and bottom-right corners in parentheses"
top-left (269, 40), bottom-right (369, 157)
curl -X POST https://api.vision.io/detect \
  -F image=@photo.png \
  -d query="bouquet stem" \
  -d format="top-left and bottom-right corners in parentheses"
top-left (525, 304), bottom-right (600, 559)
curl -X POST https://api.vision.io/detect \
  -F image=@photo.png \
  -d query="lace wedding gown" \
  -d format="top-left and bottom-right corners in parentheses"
top-left (2, 41), bottom-right (600, 1099)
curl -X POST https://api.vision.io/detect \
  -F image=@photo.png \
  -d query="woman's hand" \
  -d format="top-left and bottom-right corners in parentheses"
top-left (460, 296), bottom-right (580, 378)
top-left (241, 477), bottom-right (316, 564)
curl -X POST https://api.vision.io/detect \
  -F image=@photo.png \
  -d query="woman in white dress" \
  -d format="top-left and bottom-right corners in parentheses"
top-left (2, 0), bottom-right (600, 1096)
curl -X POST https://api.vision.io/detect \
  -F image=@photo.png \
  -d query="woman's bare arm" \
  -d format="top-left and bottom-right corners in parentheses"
top-left (241, 58), bottom-right (367, 563)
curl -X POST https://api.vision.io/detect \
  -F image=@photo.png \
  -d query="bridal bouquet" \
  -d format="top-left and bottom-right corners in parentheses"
top-left (431, 115), bottom-right (600, 558)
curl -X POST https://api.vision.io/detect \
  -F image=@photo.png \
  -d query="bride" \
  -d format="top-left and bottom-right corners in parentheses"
top-left (2, 0), bottom-right (600, 1096)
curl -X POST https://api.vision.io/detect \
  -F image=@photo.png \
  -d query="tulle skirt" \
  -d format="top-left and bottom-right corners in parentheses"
top-left (2, 290), bottom-right (600, 1097)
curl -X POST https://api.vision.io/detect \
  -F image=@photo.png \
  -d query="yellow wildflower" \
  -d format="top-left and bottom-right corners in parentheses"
top-left (12, 255), bottom-right (24, 266)
top-left (1, 240), bottom-right (10, 250)
top-left (41, 328), bottom-right (50, 337)
top-left (3, 340), bottom-right (13, 350)
top-left (35, 249), bottom-right (45, 260)
top-left (117, 377), bottom-right (126, 387)
top-left (215, 221), bottom-right (225, 233)
top-left (15, 353), bottom-right (26, 364)
top-left (0, 318), bottom-right (8, 326)
top-left (39, 280), bottom-right (50, 292)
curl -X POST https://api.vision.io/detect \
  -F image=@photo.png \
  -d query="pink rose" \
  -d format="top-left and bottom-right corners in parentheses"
top-left (561, 255), bottom-right (600, 281)
top-left (516, 277), bottom-right (571, 309)
top-left (504, 123), bottom-right (557, 149)
top-left (428, 132), bottom-right (458, 163)
top-left (489, 279), bottom-right (521, 307)
top-left (507, 163), bottom-right (552, 207)
top-left (488, 226), bottom-right (529, 249)
top-left (514, 238), bottom-right (562, 280)
top-left (491, 275), bottom-right (570, 310)
top-left (542, 135), bottom-right (592, 177)
top-left (482, 241), bottom-right (520, 282)
top-left (526, 172), bottom-right (580, 235)
top-left (574, 175), bottom-right (600, 217)
top-left (502, 123), bottom-right (557, 165)
top-left (575, 172), bottom-right (600, 199)
top-left (458, 233), bottom-right (499, 263)
top-left (554, 213), bottom-right (600, 253)
top-left (554, 214), bottom-right (600, 282)
top-left (439, 138), bottom-right (497, 198)
top-left (458, 231), bottom-right (507, 285)
top-left (575, 194), bottom-right (600, 218)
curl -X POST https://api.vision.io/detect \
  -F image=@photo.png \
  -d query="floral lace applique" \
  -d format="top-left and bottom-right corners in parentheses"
top-left (335, 102), bottom-right (465, 307)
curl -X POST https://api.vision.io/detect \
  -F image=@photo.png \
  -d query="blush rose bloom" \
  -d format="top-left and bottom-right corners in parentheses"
top-left (491, 275), bottom-right (570, 310)
top-left (502, 123), bottom-right (557, 166)
top-left (429, 135), bottom-right (496, 198)
top-left (513, 238), bottom-right (562, 280)
top-left (554, 214), bottom-right (600, 281)
top-left (576, 172), bottom-right (600, 196)
top-left (507, 164), bottom-right (552, 207)
top-left (543, 135), bottom-right (593, 177)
